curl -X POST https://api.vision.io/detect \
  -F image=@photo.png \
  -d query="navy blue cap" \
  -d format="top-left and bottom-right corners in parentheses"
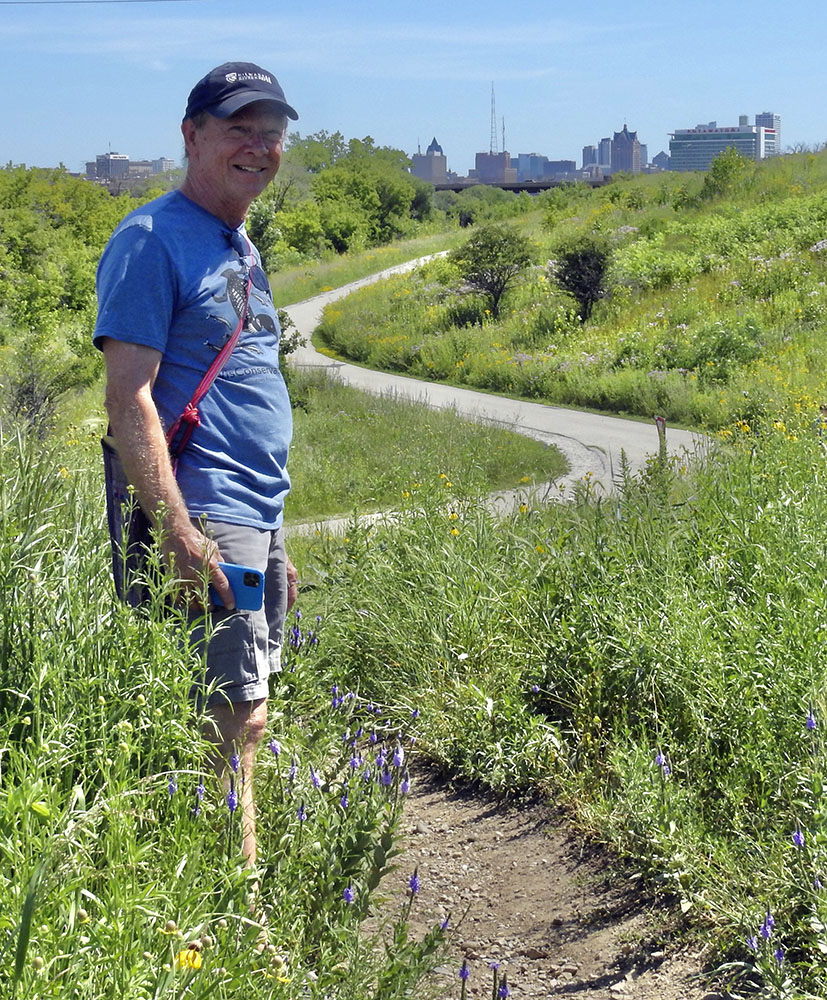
top-left (185, 62), bottom-right (298, 121)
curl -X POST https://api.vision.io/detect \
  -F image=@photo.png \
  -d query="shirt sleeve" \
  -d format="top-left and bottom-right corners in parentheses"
top-left (93, 217), bottom-right (178, 353)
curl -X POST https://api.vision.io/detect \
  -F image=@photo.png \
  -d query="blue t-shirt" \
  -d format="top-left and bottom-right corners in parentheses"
top-left (94, 190), bottom-right (292, 530)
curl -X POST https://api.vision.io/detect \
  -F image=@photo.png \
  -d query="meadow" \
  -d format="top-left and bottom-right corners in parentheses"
top-left (7, 150), bottom-right (827, 998)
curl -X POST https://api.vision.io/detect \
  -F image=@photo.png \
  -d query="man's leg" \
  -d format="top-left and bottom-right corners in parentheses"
top-left (206, 696), bottom-right (268, 865)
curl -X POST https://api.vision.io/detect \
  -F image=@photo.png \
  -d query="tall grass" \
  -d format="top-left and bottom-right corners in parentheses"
top-left (293, 405), bottom-right (827, 997)
top-left (0, 417), bottom-right (451, 999)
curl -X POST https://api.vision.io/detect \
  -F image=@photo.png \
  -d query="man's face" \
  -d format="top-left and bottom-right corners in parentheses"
top-left (182, 103), bottom-right (285, 220)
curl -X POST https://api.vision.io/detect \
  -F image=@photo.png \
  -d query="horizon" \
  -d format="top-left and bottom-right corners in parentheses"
top-left (1, 0), bottom-right (825, 176)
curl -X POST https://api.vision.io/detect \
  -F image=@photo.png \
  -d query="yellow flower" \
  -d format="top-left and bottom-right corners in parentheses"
top-left (450, 528), bottom-right (460, 536)
top-left (175, 946), bottom-right (203, 971)
top-left (59, 466), bottom-right (71, 479)
top-left (448, 511), bottom-right (459, 521)
top-left (536, 544), bottom-right (546, 554)
top-left (519, 475), bottom-right (530, 484)
top-left (519, 504), bottom-right (529, 514)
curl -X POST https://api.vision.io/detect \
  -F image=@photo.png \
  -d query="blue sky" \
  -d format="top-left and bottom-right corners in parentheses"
top-left (2, 0), bottom-right (824, 175)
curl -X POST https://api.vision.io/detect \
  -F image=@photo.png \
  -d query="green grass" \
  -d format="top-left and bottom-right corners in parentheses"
top-left (285, 371), bottom-right (566, 522)
top-left (269, 210), bottom-right (547, 307)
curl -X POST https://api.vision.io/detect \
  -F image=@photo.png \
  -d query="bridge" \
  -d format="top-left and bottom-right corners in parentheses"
top-left (432, 178), bottom-right (609, 194)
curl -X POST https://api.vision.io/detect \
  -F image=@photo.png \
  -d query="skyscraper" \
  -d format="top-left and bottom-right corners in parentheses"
top-left (611, 125), bottom-right (641, 174)
top-left (755, 112), bottom-right (781, 155)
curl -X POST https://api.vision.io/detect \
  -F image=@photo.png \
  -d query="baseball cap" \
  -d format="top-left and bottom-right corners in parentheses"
top-left (184, 62), bottom-right (298, 121)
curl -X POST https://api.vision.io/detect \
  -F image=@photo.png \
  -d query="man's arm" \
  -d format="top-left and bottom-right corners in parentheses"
top-left (102, 338), bottom-right (234, 608)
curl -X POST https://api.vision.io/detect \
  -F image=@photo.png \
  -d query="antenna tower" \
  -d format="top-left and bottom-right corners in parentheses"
top-left (502, 116), bottom-right (506, 154)
top-left (489, 82), bottom-right (498, 155)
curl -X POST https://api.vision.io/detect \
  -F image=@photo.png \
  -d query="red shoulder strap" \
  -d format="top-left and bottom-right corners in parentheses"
top-left (165, 233), bottom-right (255, 464)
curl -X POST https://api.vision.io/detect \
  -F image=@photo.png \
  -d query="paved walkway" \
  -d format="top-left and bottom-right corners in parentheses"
top-left (283, 258), bottom-right (704, 525)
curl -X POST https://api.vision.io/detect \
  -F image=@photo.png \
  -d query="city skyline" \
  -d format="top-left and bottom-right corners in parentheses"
top-left (2, 0), bottom-right (825, 177)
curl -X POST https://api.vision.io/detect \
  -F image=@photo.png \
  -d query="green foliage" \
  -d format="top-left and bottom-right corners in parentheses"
top-left (700, 146), bottom-right (754, 201)
top-left (448, 223), bottom-right (534, 317)
top-left (550, 234), bottom-right (611, 320)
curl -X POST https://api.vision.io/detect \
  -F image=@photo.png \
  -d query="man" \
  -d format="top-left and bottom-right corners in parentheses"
top-left (94, 63), bottom-right (299, 865)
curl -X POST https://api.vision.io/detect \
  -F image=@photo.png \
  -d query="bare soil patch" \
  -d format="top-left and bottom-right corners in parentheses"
top-left (396, 763), bottom-right (726, 1000)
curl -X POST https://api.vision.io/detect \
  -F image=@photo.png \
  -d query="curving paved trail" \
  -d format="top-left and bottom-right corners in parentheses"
top-left (283, 258), bottom-right (704, 517)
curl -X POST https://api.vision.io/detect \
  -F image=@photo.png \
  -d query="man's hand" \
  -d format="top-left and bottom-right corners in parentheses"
top-left (162, 524), bottom-right (235, 610)
top-left (286, 554), bottom-right (298, 612)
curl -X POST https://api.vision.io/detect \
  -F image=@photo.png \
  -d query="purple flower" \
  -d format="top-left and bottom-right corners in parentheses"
top-left (168, 777), bottom-right (178, 797)
top-left (227, 788), bottom-right (238, 813)
top-left (760, 912), bottom-right (775, 939)
top-left (229, 753), bottom-right (240, 774)
top-left (343, 886), bottom-right (355, 904)
top-left (411, 708), bottom-right (420, 719)
top-left (269, 738), bottom-right (280, 756)
top-left (295, 609), bottom-right (302, 621)
top-left (793, 829), bottom-right (805, 848)
top-left (195, 782), bottom-right (205, 801)
top-left (310, 767), bottom-right (321, 789)
top-left (297, 802), bottom-right (307, 823)
top-left (459, 960), bottom-right (470, 981)
top-left (441, 916), bottom-right (450, 930)
top-left (401, 773), bottom-right (411, 794)
top-left (392, 745), bottom-right (405, 768)
top-left (489, 962), bottom-right (500, 971)
top-left (349, 754), bottom-right (361, 770)
top-left (381, 767), bottom-right (393, 787)
top-left (746, 935), bottom-right (758, 952)
top-left (816, 876), bottom-right (823, 890)
top-left (409, 869), bottom-right (420, 895)
top-left (288, 758), bottom-right (298, 781)
top-left (340, 793), bottom-right (349, 809)
top-left (498, 980), bottom-right (510, 999)
top-left (807, 709), bottom-right (817, 731)
top-left (531, 684), bottom-right (540, 693)
top-left (774, 947), bottom-right (784, 964)
top-left (369, 731), bottom-right (378, 744)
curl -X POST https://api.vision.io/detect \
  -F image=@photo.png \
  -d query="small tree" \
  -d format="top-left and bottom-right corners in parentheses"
top-left (448, 223), bottom-right (533, 318)
top-left (551, 235), bottom-right (611, 321)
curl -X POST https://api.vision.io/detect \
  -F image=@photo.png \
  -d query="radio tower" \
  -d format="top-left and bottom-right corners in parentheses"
top-left (489, 82), bottom-right (498, 155)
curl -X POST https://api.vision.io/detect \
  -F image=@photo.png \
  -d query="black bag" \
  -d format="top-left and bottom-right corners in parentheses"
top-left (101, 435), bottom-right (153, 607)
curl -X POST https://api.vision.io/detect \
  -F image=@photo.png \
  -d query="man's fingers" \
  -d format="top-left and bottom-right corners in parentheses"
top-left (210, 563), bottom-right (235, 610)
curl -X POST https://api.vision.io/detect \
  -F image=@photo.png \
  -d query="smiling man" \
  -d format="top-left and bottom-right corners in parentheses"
top-left (93, 63), bottom-right (299, 867)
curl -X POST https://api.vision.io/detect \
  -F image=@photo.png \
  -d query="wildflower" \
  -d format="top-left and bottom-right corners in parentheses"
top-left (392, 745), bottom-right (405, 768)
top-left (498, 978), bottom-right (511, 999)
top-left (816, 876), bottom-right (823, 890)
top-left (401, 772), bottom-right (411, 794)
top-left (409, 868), bottom-right (420, 895)
top-left (168, 777), bottom-right (178, 797)
top-left (490, 961), bottom-right (500, 971)
top-left (340, 793), bottom-right (349, 809)
top-left (459, 959), bottom-right (470, 980)
top-left (793, 829), bottom-right (806, 848)
top-left (162, 920), bottom-right (179, 935)
top-left (226, 787), bottom-right (238, 813)
top-left (77, 908), bottom-right (89, 924)
top-left (288, 758), bottom-right (298, 781)
top-left (196, 782), bottom-right (205, 801)
top-left (774, 947), bottom-right (785, 964)
top-left (381, 767), bottom-right (393, 787)
top-left (411, 708), bottom-right (420, 719)
top-left (349, 754), bottom-right (361, 770)
top-left (807, 708), bottom-right (817, 731)
top-left (269, 738), bottom-right (280, 756)
top-left (175, 944), bottom-right (203, 971)
top-left (229, 753), bottom-right (240, 774)
top-left (531, 684), bottom-right (540, 693)
top-left (746, 934), bottom-right (758, 952)
top-left (297, 802), bottom-right (307, 823)
top-left (310, 767), bottom-right (321, 789)
top-left (760, 911), bottom-right (775, 939)
top-left (441, 916), bottom-right (450, 930)
top-left (343, 886), bottom-right (355, 904)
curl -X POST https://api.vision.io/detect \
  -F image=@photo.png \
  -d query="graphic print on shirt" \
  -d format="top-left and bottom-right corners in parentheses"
top-left (206, 267), bottom-right (277, 357)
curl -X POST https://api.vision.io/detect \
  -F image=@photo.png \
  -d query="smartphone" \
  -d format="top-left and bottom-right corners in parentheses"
top-left (209, 562), bottom-right (264, 611)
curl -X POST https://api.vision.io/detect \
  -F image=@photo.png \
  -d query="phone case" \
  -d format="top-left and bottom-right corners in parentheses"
top-left (209, 562), bottom-right (264, 611)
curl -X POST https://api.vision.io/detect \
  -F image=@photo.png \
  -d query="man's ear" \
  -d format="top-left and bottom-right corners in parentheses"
top-left (181, 118), bottom-right (197, 156)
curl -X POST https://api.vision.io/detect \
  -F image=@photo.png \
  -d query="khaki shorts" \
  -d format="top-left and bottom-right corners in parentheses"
top-left (188, 520), bottom-right (288, 706)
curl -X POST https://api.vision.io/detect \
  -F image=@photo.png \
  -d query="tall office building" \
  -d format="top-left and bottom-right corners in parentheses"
top-left (95, 152), bottom-right (130, 179)
top-left (669, 118), bottom-right (774, 171)
top-left (598, 137), bottom-right (613, 170)
top-left (411, 137), bottom-right (448, 184)
top-left (755, 112), bottom-right (781, 155)
top-left (611, 125), bottom-right (641, 174)
top-left (582, 145), bottom-right (597, 169)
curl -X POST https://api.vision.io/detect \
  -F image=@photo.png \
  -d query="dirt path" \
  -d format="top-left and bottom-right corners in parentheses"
top-left (396, 765), bottom-right (723, 1000)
